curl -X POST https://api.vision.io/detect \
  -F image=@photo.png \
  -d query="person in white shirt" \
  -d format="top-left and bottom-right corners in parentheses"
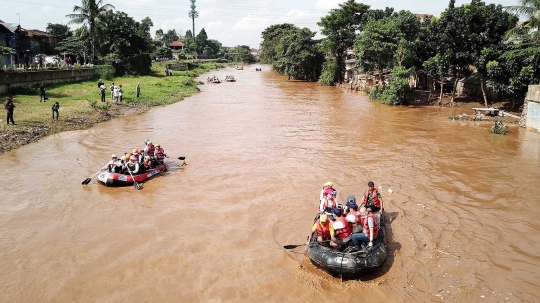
top-left (113, 86), bottom-right (119, 105)
top-left (319, 189), bottom-right (338, 214)
top-left (102, 154), bottom-right (123, 173)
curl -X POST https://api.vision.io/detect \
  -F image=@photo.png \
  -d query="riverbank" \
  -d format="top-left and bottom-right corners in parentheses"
top-left (0, 62), bottom-right (229, 153)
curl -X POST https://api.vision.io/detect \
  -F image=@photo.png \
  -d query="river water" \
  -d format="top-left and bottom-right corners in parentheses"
top-left (1, 66), bottom-right (539, 302)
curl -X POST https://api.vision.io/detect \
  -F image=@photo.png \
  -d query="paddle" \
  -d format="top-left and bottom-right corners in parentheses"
top-left (82, 170), bottom-right (102, 185)
top-left (284, 239), bottom-right (331, 249)
top-left (177, 156), bottom-right (187, 166)
top-left (125, 166), bottom-right (141, 190)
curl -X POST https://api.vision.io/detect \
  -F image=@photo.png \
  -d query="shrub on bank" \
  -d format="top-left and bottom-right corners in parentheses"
top-left (369, 67), bottom-right (412, 105)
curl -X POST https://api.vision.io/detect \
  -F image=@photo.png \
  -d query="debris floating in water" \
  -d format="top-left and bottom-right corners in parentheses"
top-left (388, 189), bottom-right (393, 194)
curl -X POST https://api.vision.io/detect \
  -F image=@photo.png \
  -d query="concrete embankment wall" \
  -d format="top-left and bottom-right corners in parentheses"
top-left (0, 68), bottom-right (97, 94)
top-left (165, 63), bottom-right (188, 71)
top-left (525, 85), bottom-right (540, 131)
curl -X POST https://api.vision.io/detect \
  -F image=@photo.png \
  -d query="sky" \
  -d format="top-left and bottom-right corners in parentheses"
top-left (0, 0), bottom-right (518, 48)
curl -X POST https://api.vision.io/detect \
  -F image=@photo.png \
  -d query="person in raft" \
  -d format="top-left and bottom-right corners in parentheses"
top-left (102, 154), bottom-right (123, 173)
top-left (308, 214), bottom-right (334, 247)
top-left (142, 156), bottom-right (153, 171)
top-left (125, 156), bottom-right (140, 175)
top-left (319, 181), bottom-right (337, 202)
top-left (361, 181), bottom-right (384, 215)
top-left (154, 143), bottom-right (167, 164)
top-left (330, 208), bottom-right (354, 251)
top-left (351, 207), bottom-right (379, 249)
top-left (319, 189), bottom-right (338, 214)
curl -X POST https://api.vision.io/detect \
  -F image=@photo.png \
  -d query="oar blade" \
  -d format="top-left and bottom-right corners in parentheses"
top-left (82, 178), bottom-right (91, 185)
top-left (178, 157), bottom-right (186, 160)
top-left (283, 244), bottom-right (305, 249)
top-left (134, 182), bottom-right (141, 190)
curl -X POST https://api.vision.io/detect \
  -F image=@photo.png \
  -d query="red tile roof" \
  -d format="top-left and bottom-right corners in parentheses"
top-left (416, 14), bottom-right (434, 19)
top-left (169, 41), bottom-right (185, 47)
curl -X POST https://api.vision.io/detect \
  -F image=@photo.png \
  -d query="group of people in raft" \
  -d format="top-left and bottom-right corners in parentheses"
top-left (101, 139), bottom-right (167, 175)
top-left (308, 181), bottom-right (384, 252)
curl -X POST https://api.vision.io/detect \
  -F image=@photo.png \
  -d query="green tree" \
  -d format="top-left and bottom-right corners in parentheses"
top-left (195, 28), bottom-right (208, 54)
top-left (155, 29), bottom-right (164, 42)
top-left (161, 29), bottom-right (179, 45)
top-left (98, 11), bottom-right (153, 74)
top-left (66, 0), bottom-right (115, 61)
top-left (260, 23), bottom-right (296, 64)
top-left (234, 45), bottom-right (254, 63)
top-left (505, 0), bottom-right (540, 36)
top-left (273, 27), bottom-right (324, 81)
top-left (46, 23), bottom-right (73, 38)
top-left (317, 0), bottom-right (371, 85)
top-left (55, 35), bottom-right (89, 59)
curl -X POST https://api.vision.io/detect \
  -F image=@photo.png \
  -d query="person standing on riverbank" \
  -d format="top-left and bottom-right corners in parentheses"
top-left (110, 83), bottom-right (115, 100)
top-left (113, 85), bottom-right (119, 105)
top-left (39, 83), bottom-right (46, 102)
top-left (136, 83), bottom-right (140, 99)
top-left (100, 83), bottom-right (106, 102)
top-left (119, 85), bottom-right (123, 103)
top-left (51, 102), bottom-right (60, 121)
top-left (97, 79), bottom-right (104, 89)
top-left (4, 96), bottom-right (15, 125)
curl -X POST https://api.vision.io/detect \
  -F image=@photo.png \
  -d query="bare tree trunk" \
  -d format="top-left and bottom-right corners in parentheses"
top-left (439, 82), bottom-right (444, 107)
top-left (450, 77), bottom-right (459, 106)
top-left (480, 78), bottom-right (488, 107)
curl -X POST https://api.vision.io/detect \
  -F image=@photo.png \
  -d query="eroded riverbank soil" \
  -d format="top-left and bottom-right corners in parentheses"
top-left (0, 102), bottom-right (150, 154)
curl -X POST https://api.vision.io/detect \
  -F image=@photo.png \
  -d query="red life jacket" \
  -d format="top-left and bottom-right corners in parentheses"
top-left (143, 160), bottom-right (152, 169)
top-left (334, 217), bottom-right (353, 239)
top-left (145, 146), bottom-right (155, 157)
top-left (323, 197), bottom-right (337, 210)
top-left (360, 213), bottom-right (379, 238)
top-left (347, 210), bottom-right (360, 224)
top-left (155, 147), bottom-right (165, 158)
top-left (364, 188), bottom-right (381, 208)
top-left (316, 220), bottom-right (331, 239)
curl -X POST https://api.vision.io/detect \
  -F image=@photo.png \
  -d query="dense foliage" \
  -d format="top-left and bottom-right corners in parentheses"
top-left (260, 24), bottom-right (324, 81)
top-left (260, 0), bottom-right (538, 108)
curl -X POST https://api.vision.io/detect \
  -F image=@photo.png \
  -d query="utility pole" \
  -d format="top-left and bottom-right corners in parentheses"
top-left (188, 0), bottom-right (198, 45)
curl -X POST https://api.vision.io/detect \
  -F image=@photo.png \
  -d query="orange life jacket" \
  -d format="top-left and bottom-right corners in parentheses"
top-left (316, 220), bottom-right (331, 239)
top-left (360, 213), bottom-right (379, 238)
top-left (334, 217), bottom-right (353, 239)
top-left (363, 188), bottom-right (381, 208)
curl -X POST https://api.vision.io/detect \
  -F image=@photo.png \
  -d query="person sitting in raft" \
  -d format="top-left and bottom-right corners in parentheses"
top-left (154, 143), bottom-right (167, 164)
top-left (308, 214), bottom-right (334, 247)
top-left (132, 148), bottom-right (143, 163)
top-left (102, 154), bottom-right (123, 173)
top-left (142, 156), bottom-right (153, 170)
top-left (351, 207), bottom-right (379, 250)
top-left (361, 181), bottom-right (384, 215)
top-left (125, 156), bottom-right (140, 174)
top-left (330, 208), bottom-right (354, 251)
top-left (319, 181), bottom-right (335, 202)
top-left (144, 141), bottom-right (155, 157)
top-left (319, 189), bottom-right (338, 214)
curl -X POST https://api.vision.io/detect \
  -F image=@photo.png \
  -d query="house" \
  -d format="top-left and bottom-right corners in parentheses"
top-left (0, 21), bottom-right (18, 66)
top-left (169, 41), bottom-right (184, 51)
top-left (416, 14), bottom-right (434, 23)
top-left (16, 28), bottom-right (60, 56)
top-left (168, 41), bottom-right (185, 60)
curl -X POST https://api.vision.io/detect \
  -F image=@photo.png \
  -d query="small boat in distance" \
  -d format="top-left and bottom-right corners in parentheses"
top-left (207, 76), bottom-right (221, 83)
top-left (225, 75), bottom-right (237, 82)
top-left (236, 65), bottom-right (243, 70)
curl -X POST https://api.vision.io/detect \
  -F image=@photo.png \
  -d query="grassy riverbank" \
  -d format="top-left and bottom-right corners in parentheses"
top-left (0, 62), bottom-right (229, 153)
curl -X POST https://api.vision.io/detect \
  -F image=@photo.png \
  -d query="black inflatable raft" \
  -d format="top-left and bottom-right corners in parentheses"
top-left (306, 214), bottom-right (387, 277)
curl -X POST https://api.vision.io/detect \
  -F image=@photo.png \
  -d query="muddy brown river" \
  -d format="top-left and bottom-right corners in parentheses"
top-left (1, 66), bottom-right (539, 302)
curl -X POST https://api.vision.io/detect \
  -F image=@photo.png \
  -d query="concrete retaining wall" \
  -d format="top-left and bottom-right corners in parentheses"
top-left (525, 85), bottom-right (540, 131)
top-left (165, 63), bottom-right (188, 71)
top-left (0, 68), bottom-right (97, 94)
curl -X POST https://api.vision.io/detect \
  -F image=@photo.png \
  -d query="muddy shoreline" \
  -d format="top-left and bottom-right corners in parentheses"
top-left (1, 102), bottom-right (151, 153)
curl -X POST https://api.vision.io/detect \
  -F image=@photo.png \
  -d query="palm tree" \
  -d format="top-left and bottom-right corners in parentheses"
top-left (66, 0), bottom-right (115, 61)
top-left (505, 0), bottom-right (540, 38)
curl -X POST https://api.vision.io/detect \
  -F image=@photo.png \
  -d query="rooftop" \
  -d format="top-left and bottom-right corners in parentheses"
top-left (169, 41), bottom-right (185, 47)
